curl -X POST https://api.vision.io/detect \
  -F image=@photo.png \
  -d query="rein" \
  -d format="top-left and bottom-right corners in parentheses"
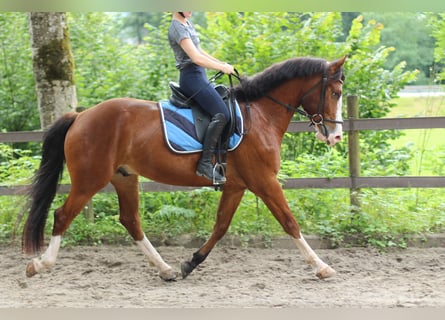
top-left (221, 70), bottom-right (253, 135)
top-left (265, 67), bottom-right (343, 138)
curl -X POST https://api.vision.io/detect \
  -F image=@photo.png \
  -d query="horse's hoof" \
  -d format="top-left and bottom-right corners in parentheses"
top-left (316, 265), bottom-right (336, 279)
top-left (181, 261), bottom-right (194, 279)
top-left (26, 261), bottom-right (37, 278)
top-left (159, 269), bottom-right (178, 282)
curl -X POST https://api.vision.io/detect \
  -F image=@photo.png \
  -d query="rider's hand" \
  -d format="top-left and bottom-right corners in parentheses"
top-left (221, 63), bottom-right (234, 75)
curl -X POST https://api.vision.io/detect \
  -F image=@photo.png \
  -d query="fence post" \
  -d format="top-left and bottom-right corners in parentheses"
top-left (347, 95), bottom-right (361, 213)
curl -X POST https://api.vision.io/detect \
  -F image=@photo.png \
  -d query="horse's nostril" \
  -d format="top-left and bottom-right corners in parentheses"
top-left (335, 135), bottom-right (342, 141)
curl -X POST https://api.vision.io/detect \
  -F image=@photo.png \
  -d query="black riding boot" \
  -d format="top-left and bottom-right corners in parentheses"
top-left (196, 113), bottom-right (227, 184)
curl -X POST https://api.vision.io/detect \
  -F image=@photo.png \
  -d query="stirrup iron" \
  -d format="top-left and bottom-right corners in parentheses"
top-left (213, 163), bottom-right (226, 185)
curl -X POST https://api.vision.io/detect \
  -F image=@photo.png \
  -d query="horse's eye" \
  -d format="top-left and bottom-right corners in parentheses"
top-left (331, 92), bottom-right (341, 99)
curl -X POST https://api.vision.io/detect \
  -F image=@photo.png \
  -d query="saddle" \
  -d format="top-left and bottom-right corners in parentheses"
top-left (166, 81), bottom-right (239, 188)
top-left (168, 81), bottom-right (237, 143)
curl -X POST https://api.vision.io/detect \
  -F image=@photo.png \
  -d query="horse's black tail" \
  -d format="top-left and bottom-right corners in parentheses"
top-left (22, 112), bottom-right (78, 254)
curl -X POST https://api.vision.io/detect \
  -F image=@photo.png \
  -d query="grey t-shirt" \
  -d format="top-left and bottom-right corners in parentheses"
top-left (168, 19), bottom-right (200, 69)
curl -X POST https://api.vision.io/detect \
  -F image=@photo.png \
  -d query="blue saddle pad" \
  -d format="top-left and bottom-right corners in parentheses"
top-left (158, 100), bottom-right (244, 154)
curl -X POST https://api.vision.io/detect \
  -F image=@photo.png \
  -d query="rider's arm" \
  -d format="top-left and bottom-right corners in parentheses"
top-left (179, 38), bottom-right (234, 74)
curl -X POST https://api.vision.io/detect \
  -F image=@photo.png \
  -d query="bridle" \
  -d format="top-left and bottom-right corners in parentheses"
top-left (265, 66), bottom-right (344, 138)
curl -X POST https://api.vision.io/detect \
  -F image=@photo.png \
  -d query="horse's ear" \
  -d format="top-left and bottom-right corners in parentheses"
top-left (328, 55), bottom-right (347, 78)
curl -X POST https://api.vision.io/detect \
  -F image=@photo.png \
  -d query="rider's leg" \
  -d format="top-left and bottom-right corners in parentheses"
top-left (180, 65), bottom-right (230, 184)
top-left (196, 113), bottom-right (227, 183)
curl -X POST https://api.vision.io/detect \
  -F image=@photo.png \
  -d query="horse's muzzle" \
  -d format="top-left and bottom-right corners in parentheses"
top-left (315, 129), bottom-right (343, 146)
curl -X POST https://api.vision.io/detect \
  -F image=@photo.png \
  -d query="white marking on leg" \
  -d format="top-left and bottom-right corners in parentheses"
top-left (293, 233), bottom-right (336, 278)
top-left (136, 234), bottom-right (176, 280)
top-left (31, 235), bottom-right (61, 273)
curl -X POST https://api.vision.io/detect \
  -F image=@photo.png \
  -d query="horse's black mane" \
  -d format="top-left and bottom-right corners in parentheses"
top-left (233, 57), bottom-right (329, 102)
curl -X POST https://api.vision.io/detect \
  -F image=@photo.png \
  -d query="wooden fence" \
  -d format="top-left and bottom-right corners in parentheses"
top-left (1, 95), bottom-right (445, 198)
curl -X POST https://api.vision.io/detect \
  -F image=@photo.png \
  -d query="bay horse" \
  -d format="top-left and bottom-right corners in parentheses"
top-left (23, 55), bottom-right (347, 281)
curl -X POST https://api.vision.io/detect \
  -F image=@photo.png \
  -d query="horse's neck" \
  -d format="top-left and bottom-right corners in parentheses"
top-left (246, 96), bottom-right (295, 138)
top-left (259, 85), bottom-right (299, 134)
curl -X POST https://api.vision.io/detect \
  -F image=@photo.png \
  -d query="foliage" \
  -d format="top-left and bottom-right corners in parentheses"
top-left (361, 13), bottom-right (435, 84)
top-left (342, 16), bottom-right (417, 173)
top-left (139, 189), bottom-right (220, 239)
top-left (62, 213), bottom-right (128, 246)
top-left (0, 13), bottom-right (40, 132)
top-left (429, 13), bottom-right (445, 82)
top-left (68, 12), bottom-right (177, 107)
top-left (349, 188), bottom-right (445, 248)
top-left (279, 149), bottom-right (349, 179)
top-left (0, 144), bottom-right (40, 183)
top-left (116, 12), bottom-right (164, 45)
top-left (0, 143), bottom-right (40, 242)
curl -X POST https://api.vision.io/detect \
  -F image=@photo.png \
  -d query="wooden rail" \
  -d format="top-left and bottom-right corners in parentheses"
top-left (2, 117), bottom-right (445, 143)
top-left (1, 176), bottom-right (444, 197)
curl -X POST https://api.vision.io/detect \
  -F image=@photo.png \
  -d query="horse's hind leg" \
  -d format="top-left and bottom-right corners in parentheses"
top-left (25, 234), bottom-right (61, 277)
top-left (26, 189), bottom-right (94, 277)
top-left (111, 172), bottom-right (177, 281)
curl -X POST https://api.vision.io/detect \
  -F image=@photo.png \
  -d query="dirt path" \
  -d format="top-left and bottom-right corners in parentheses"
top-left (0, 244), bottom-right (444, 308)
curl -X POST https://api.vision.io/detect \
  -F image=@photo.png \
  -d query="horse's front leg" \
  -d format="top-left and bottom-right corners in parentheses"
top-left (254, 180), bottom-right (336, 279)
top-left (293, 234), bottom-right (336, 279)
top-left (181, 186), bottom-right (245, 279)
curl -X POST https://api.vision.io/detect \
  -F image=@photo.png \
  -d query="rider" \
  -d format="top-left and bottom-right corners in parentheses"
top-left (168, 11), bottom-right (234, 184)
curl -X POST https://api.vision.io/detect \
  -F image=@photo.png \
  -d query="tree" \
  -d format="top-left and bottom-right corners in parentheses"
top-left (117, 12), bottom-right (163, 44)
top-left (430, 13), bottom-right (445, 82)
top-left (29, 12), bottom-right (77, 129)
top-left (362, 12), bottom-right (435, 84)
top-left (116, 12), bottom-right (207, 45)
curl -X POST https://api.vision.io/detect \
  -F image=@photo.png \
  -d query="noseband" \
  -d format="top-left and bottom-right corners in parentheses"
top-left (265, 66), bottom-right (344, 138)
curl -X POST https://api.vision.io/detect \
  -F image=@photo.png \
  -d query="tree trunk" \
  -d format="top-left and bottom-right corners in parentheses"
top-left (29, 12), bottom-right (77, 129)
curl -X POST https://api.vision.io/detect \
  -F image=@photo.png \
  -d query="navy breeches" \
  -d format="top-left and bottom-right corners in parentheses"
top-left (179, 64), bottom-right (229, 119)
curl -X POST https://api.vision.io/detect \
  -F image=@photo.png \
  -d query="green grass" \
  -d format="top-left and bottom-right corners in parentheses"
top-left (388, 96), bottom-right (445, 118)
top-left (388, 96), bottom-right (445, 175)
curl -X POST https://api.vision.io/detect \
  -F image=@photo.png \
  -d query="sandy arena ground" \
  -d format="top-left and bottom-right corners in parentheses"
top-left (0, 243), bottom-right (444, 308)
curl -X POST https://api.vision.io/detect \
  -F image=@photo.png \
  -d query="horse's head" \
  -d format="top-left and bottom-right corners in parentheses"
top-left (300, 55), bottom-right (347, 146)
